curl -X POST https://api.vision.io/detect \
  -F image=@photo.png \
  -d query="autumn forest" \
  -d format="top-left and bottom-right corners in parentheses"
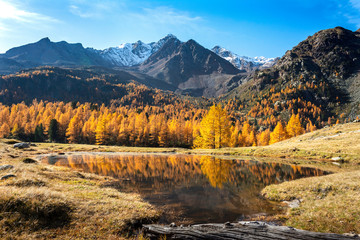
top-left (0, 65), bottom-right (353, 149)
top-left (0, 95), bottom-right (331, 149)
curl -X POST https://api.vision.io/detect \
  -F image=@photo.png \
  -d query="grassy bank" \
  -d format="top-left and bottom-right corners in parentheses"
top-left (1, 122), bottom-right (360, 237)
top-left (262, 171), bottom-right (360, 234)
top-left (249, 122), bottom-right (360, 234)
top-left (0, 141), bottom-right (159, 239)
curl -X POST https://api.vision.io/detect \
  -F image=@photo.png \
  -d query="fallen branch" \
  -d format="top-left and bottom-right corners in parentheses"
top-left (143, 221), bottom-right (359, 240)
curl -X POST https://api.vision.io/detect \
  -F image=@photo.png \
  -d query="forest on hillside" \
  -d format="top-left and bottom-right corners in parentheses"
top-left (0, 67), bottom-right (355, 148)
top-left (0, 97), bottom-right (342, 148)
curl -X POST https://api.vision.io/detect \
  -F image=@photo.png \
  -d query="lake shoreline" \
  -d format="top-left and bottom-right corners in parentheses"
top-left (38, 152), bottom-right (326, 225)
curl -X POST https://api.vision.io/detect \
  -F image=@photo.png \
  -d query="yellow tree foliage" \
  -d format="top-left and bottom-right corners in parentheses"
top-left (11, 123), bottom-right (21, 137)
top-left (286, 114), bottom-right (304, 137)
top-left (66, 113), bottom-right (83, 143)
top-left (148, 115), bottom-right (159, 146)
top-left (158, 115), bottom-right (169, 147)
top-left (194, 104), bottom-right (231, 149)
top-left (306, 120), bottom-right (317, 132)
top-left (241, 121), bottom-right (251, 144)
top-left (95, 115), bottom-right (107, 145)
top-left (82, 114), bottom-right (96, 144)
top-left (269, 122), bottom-right (287, 144)
top-left (168, 118), bottom-right (179, 146)
top-left (200, 156), bottom-right (234, 188)
top-left (0, 123), bottom-right (10, 138)
top-left (183, 121), bottom-right (193, 147)
top-left (248, 130), bottom-right (257, 146)
top-left (257, 129), bottom-right (270, 146)
top-left (0, 97), bottom-right (321, 147)
top-left (229, 125), bottom-right (240, 147)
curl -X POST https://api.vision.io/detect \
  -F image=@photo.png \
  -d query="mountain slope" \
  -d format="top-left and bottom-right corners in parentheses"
top-left (229, 27), bottom-right (360, 95)
top-left (1, 37), bottom-right (108, 68)
top-left (273, 27), bottom-right (360, 81)
top-left (224, 26), bottom-right (360, 131)
top-left (95, 34), bottom-right (177, 67)
top-left (0, 66), bottom-right (178, 105)
top-left (212, 46), bottom-right (279, 72)
top-left (138, 38), bottom-right (243, 97)
top-left (0, 35), bottom-right (179, 73)
top-left (0, 58), bottom-right (25, 75)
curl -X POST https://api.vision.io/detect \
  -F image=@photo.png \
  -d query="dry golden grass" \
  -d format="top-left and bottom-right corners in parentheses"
top-left (262, 171), bottom-right (360, 234)
top-left (29, 142), bottom-right (181, 155)
top-left (259, 122), bottom-right (360, 162)
top-left (0, 142), bottom-right (159, 239)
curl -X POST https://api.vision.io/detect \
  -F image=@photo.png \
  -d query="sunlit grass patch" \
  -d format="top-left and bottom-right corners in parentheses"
top-left (262, 171), bottom-right (360, 234)
top-left (0, 142), bottom-right (160, 239)
top-left (0, 187), bottom-right (73, 231)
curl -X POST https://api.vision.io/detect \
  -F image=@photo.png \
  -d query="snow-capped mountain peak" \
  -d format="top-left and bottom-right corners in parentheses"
top-left (98, 34), bottom-right (179, 67)
top-left (212, 46), bottom-right (279, 71)
top-left (92, 37), bottom-right (277, 70)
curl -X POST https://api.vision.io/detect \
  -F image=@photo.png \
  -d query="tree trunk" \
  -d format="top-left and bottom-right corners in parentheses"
top-left (143, 221), bottom-right (358, 240)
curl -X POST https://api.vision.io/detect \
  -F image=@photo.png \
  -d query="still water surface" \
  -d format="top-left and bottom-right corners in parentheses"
top-left (40, 153), bottom-right (327, 224)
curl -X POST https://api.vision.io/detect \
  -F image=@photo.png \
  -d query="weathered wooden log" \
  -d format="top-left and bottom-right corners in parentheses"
top-left (143, 221), bottom-right (359, 240)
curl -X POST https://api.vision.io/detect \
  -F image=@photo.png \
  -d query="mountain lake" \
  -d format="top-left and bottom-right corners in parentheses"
top-left (38, 153), bottom-right (328, 224)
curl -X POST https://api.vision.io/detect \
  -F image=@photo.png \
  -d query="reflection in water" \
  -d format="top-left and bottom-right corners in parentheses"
top-left (41, 154), bottom-right (327, 224)
top-left (200, 157), bottom-right (234, 188)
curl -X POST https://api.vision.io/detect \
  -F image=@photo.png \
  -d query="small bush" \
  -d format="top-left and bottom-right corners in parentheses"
top-left (22, 158), bottom-right (38, 164)
top-left (7, 179), bottom-right (46, 187)
top-left (0, 188), bottom-right (73, 231)
top-left (3, 139), bottom-right (20, 145)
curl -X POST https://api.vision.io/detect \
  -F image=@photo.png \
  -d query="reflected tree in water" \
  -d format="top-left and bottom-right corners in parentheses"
top-left (200, 156), bottom-right (235, 189)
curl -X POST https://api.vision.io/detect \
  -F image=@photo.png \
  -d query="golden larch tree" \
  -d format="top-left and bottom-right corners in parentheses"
top-left (194, 104), bottom-right (231, 149)
top-left (269, 121), bottom-right (287, 144)
top-left (241, 121), bottom-right (251, 146)
top-left (0, 123), bottom-right (10, 138)
top-left (248, 130), bottom-right (257, 146)
top-left (66, 113), bottom-right (83, 143)
top-left (286, 114), bottom-right (304, 137)
top-left (257, 129), bottom-right (270, 146)
top-left (95, 115), bottom-right (108, 145)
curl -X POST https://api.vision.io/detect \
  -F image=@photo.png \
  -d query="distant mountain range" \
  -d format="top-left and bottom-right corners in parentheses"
top-left (1, 35), bottom-right (273, 97)
top-left (90, 35), bottom-right (277, 71)
top-left (211, 46), bottom-right (279, 72)
top-left (0, 34), bottom-right (276, 73)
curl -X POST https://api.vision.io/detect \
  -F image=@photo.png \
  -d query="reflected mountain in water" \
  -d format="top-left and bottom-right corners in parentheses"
top-left (41, 154), bottom-right (327, 224)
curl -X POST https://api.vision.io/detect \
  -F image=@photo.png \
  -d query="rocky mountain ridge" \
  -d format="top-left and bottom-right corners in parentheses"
top-left (138, 38), bottom-right (243, 97)
top-left (0, 37), bottom-right (108, 72)
top-left (224, 26), bottom-right (360, 121)
top-left (91, 34), bottom-right (178, 67)
top-left (249, 27), bottom-right (360, 90)
top-left (212, 46), bottom-right (279, 72)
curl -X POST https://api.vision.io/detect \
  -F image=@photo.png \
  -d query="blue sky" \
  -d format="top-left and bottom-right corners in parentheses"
top-left (0, 0), bottom-right (360, 57)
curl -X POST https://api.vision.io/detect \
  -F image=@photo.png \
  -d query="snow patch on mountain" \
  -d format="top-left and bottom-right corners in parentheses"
top-left (212, 46), bottom-right (279, 71)
top-left (90, 35), bottom-right (277, 70)
top-left (95, 34), bottom-right (178, 67)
